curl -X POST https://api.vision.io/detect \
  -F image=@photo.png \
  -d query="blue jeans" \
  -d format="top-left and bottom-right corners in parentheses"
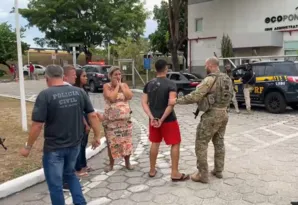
top-left (43, 145), bottom-right (86, 205)
top-left (75, 132), bottom-right (89, 171)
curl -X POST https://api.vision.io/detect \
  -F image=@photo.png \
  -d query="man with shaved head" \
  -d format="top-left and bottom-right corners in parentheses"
top-left (169, 56), bottom-right (233, 183)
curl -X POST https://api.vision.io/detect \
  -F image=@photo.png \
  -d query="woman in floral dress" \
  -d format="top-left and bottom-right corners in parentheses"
top-left (102, 66), bottom-right (134, 172)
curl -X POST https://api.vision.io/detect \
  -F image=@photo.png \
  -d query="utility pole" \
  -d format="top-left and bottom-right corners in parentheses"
top-left (15, 0), bottom-right (28, 131)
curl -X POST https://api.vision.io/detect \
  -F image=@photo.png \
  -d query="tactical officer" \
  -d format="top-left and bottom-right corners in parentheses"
top-left (225, 64), bottom-right (240, 113)
top-left (169, 57), bottom-right (233, 183)
top-left (241, 64), bottom-right (255, 113)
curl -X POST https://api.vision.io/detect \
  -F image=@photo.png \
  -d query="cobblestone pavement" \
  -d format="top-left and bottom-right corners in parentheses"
top-left (1, 80), bottom-right (298, 205)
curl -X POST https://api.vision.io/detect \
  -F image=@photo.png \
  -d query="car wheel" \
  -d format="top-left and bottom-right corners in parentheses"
top-left (23, 71), bottom-right (28, 76)
top-left (177, 90), bottom-right (184, 97)
top-left (264, 92), bottom-right (287, 113)
top-left (89, 81), bottom-right (97, 93)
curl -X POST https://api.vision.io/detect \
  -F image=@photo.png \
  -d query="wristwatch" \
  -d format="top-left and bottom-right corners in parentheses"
top-left (24, 142), bottom-right (32, 150)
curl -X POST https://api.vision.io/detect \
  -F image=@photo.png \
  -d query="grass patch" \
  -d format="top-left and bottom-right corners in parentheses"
top-left (0, 97), bottom-right (104, 184)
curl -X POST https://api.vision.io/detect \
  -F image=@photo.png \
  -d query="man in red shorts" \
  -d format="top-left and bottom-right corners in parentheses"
top-left (141, 59), bottom-right (189, 182)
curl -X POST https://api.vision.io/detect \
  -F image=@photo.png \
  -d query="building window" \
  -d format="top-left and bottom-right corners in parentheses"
top-left (284, 41), bottom-right (298, 60)
top-left (195, 18), bottom-right (203, 32)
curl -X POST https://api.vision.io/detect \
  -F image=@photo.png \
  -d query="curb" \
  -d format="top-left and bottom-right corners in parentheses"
top-left (0, 94), bottom-right (107, 199)
top-left (0, 89), bottom-right (144, 199)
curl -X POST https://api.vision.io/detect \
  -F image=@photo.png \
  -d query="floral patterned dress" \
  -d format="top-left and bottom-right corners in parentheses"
top-left (103, 84), bottom-right (133, 159)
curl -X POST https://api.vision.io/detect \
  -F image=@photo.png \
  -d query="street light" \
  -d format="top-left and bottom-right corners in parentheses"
top-left (14, 0), bottom-right (27, 131)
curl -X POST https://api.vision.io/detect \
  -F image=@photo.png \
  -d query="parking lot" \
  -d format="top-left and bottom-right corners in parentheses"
top-left (0, 79), bottom-right (298, 205)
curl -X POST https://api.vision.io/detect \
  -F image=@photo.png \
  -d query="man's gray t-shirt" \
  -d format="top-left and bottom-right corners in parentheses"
top-left (32, 85), bottom-right (94, 152)
top-left (143, 77), bottom-right (177, 122)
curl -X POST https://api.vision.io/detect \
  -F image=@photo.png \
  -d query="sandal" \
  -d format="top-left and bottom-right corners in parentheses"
top-left (76, 171), bottom-right (89, 177)
top-left (126, 164), bottom-right (134, 171)
top-left (171, 173), bottom-right (190, 182)
top-left (148, 170), bottom-right (157, 178)
top-left (85, 167), bottom-right (95, 172)
top-left (104, 165), bottom-right (114, 173)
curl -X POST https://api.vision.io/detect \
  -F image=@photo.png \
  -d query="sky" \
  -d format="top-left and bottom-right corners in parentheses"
top-left (0, 0), bottom-right (162, 47)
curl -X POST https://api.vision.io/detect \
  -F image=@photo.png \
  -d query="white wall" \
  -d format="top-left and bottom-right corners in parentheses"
top-left (188, 0), bottom-right (298, 66)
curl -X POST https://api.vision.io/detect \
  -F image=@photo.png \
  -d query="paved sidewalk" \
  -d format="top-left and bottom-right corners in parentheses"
top-left (0, 80), bottom-right (298, 205)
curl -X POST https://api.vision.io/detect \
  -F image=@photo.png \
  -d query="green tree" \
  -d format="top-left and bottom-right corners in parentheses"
top-left (149, 1), bottom-right (170, 54)
top-left (113, 37), bottom-right (150, 69)
top-left (113, 38), bottom-right (150, 59)
top-left (20, 0), bottom-right (148, 63)
top-left (149, 0), bottom-right (187, 71)
top-left (221, 34), bottom-right (234, 65)
top-left (0, 22), bottom-right (29, 69)
top-left (168, 0), bottom-right (188, 70)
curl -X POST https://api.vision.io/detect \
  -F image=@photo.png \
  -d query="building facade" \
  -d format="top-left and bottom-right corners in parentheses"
top-left (188, 0), bottom-right (298, 76)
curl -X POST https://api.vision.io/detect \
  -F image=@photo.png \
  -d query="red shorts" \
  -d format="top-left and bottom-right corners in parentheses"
top-left (149, 120), bottom-right (181, 145)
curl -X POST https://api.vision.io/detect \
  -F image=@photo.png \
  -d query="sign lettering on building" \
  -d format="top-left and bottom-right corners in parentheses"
top-left (264, 7), bottom-right (298, 31)
top-left (265, 14), bottom-right (298, 24)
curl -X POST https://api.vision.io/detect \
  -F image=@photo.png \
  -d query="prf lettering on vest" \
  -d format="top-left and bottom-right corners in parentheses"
top-left (254, 87), bottom-right (264, 94)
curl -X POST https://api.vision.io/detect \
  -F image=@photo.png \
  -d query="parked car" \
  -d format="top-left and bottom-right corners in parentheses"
top-left (166, 72), bottom-right (202, 97)
top-left (232, 61), bottom-right (298, 113)
top-left (75, 64), bottom-right (82, 69)
top-left (23, 64), bottom-right (46, 75)
top-left (82, 64), bottom-right (112, 92)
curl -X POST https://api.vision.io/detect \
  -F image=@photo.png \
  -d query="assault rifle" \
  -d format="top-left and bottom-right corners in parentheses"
top-left (0, 137), bottom-right (7, 150)
top-left (193, 108), bottom-right (200, 119)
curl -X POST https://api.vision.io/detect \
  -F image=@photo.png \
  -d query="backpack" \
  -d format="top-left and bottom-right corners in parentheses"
top-left (213, 73), bottom-right (234, 108)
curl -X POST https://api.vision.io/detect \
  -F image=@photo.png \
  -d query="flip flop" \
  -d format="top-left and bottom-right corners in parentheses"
top-left (171, 173), bottom-right (190, 182)
top-left (85, 167), bottom-right (95, 172)
top-left (104, 165), bottom-right (114, 173)
top-left (126, 164), bottom-right (134, 171)
top-left (148, 170), bottom-right (157, 178)
top-left (76, 171), bottom-right (89, 177)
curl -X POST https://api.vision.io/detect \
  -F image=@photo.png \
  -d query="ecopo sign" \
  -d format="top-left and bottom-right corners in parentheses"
top-left (265, 14), bottom-right (298, 24)
top-left (264, 8), bottom-right (298, 31)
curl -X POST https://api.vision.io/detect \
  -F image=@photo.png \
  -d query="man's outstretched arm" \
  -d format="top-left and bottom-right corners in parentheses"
top-left (170, 76), bottom-right (216, 105)
top-left (20, 92), bottom-right (47, 157)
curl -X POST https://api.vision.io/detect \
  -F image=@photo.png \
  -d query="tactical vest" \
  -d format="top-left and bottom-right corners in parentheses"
top-left (208, 72), bottom-right (233, 109)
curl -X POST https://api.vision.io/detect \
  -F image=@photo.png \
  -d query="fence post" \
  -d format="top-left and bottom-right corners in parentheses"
top-left (132, 60), bottom-right (136, 89)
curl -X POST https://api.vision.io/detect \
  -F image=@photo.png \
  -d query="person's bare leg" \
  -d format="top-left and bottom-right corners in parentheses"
top-left (171, 143), bottom-right (182, 178)
top-left (104, 142), bottom-right (114, 173)
top-left (124, 155), bottom-right (133, 170)
top-left (149, 143), bottom-right (160, 176)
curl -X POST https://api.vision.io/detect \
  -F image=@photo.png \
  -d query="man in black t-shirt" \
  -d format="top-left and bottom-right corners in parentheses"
top-left (141, 59), bottom-right (189, 182)
top-left (20, 65), bottom-right (102, 205)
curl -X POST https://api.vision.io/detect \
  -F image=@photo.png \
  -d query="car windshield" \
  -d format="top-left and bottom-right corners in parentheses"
top-left (274, 62), bottom-right (298, 76)
top-left (94, 66), bottom-right (111, 74)
top-left (101, 66), bottom-right (111, 74)
top-left (183, 73), bottom-right (199, 81)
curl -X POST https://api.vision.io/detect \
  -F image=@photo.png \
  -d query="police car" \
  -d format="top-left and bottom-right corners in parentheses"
top-left (82, 62), bottom-right (111, 93)
top-left (232, 61), bottom-right (298, 113)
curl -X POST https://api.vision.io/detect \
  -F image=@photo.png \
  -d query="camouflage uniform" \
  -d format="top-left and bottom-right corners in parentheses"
top-left (176, 70), bottom-right (233, 183)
